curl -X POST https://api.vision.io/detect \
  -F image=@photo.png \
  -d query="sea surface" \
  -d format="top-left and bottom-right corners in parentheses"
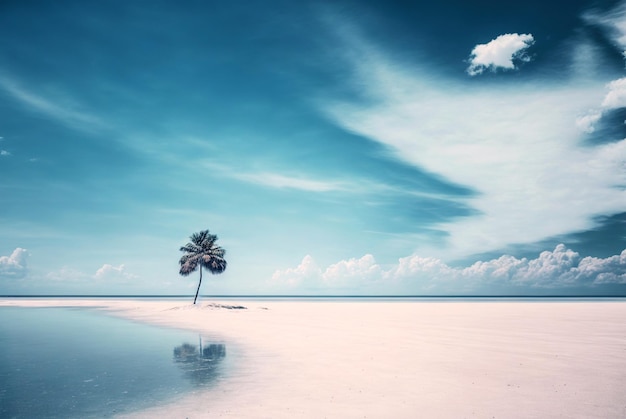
top-left (0, 306), bottom-right (228, 418)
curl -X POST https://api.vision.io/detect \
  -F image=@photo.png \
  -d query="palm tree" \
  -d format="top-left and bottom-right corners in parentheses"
top-left (179, 230), bottom-right (227, 304)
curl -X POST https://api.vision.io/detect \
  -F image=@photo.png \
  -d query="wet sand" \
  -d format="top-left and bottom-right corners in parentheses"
top-left (2, 298), bottom-right (625, 418)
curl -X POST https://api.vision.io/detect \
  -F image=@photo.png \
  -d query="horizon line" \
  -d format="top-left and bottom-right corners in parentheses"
top-left (2, 294), bottom-right (626, 299)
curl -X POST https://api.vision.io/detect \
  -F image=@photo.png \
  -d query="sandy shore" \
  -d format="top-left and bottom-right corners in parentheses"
top-left (1, 298), bottom-right (625, 418)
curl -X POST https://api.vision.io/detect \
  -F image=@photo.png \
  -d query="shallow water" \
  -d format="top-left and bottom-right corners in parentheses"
top-left (0, 307), bottom-right (227, 418)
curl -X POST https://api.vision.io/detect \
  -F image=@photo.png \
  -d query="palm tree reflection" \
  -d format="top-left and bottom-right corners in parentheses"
top-left (173, 337), bottom-right (226, 386)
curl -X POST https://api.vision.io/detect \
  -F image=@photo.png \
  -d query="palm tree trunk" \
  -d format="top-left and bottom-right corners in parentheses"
top-left (193, 265), bottom-right (203, 305)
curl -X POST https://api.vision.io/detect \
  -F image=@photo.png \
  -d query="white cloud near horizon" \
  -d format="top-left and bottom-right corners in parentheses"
top-left (322, 21), bottom-right (626, 261)
top-left (271, 255), bottom-right (322, 287)
top-left (467, 33), bottom-right (534, 76)
top-left (272, 245), bottom-right (626, 293)
top-left (46, 266), bottom-right (88, 282)
top-left (0, 248), bottom-right (28, 279)
top-left (94, 264), bottom-right (138, 281)
top-left (44, 264), bottom-right (138, 282)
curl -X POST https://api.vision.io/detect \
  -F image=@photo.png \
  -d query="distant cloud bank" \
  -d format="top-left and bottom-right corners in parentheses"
top-left (0, 248), bottom-right (29, 279)
top-left (467, 33), bottom-right (534, 76)
top-left (272, 245), bottom-right (626, 294)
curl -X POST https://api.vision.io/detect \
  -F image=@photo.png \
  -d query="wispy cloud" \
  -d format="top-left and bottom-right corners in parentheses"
top-left (320, 21), bottom-right (625, 260)
top-left (200, 161), bottom-right (349, 192)
top-left (583, 1), bottom-right (626, 54)
top-left (232, 171), bottom-right (346, 192)
top-left (467, 33), bottom-right (535, 76)
top-left (0, 75), bottom-right (104, 132)
top-left (0, 150), bottom-right (10, 156)
top-left (203, 160), bottom-right (468, 205)
top-left (271, 245), bottom-right (626, 293)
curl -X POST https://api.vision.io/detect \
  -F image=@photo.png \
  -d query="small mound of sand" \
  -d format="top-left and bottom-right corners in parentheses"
top-left (164, 303), bottom-right (248, 311)
top-left (204, 303), bottom-right (247, 310)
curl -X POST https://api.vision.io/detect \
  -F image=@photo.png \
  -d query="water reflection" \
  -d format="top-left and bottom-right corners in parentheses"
top-left (1, 308), bottom-right (228, 418)
top-left (173, 337), bottom-right (226, 386)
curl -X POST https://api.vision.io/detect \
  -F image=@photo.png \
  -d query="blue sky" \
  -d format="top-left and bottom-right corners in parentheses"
top-left (1, 0), bottom-right (625, 295)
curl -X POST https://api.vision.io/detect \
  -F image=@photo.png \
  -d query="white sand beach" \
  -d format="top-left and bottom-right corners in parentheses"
top-left (2, 298), bottom-right (625, 418)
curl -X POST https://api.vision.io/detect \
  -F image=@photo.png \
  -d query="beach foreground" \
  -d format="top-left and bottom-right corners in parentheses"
top-left (1, 299), bottom-right (625, 418)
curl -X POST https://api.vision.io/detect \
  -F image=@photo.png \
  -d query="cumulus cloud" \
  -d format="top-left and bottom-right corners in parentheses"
top-left (271, 245), bottom-right (626, 293)
top-left (272, 254), bottom-right (385, 292)
top-left (324, 254), bottom-right (383, 285)
top-left (0, 248), bottom-right (28, 279)
top-left (420, 245), bottom-right (626, 289)
top-left (576, 77), bottom-right (626, 134)
top-left (467, 33), bottom-right (534, 76)
top-left (94, 264), bottom-right (138, 281)
top-left (575, 111), bottom-right (602, 133)
top-left (270, 254), bottom-right (444, 291)
top-left (271, 255), bottom-right (322, 287)
top-left (0, 150), bottom-right (10, 156)
top-left (602, 77), bottom-right (626, 108)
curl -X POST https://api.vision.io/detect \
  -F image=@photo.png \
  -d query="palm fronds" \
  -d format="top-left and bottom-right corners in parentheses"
top-left (178, 229), bottom-right (227, 303)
